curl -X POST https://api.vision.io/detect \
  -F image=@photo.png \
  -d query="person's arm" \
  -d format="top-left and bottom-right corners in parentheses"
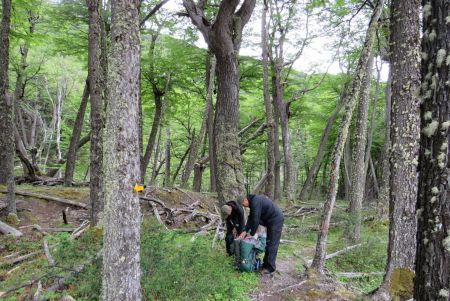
top-left (225, 218), bottom-right (232, 235)
top-left (244, 200), bottom-right (262, 236)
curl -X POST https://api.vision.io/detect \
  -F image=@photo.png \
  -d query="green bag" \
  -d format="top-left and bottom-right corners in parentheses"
top-left (237, 235), bottom-right (266, 272)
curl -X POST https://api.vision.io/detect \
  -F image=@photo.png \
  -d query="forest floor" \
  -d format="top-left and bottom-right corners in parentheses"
top-left (0, 185), bottom-right (388, 300)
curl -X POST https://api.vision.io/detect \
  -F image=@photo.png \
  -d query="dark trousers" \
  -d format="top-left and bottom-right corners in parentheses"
top-left (225, 233), bottom-right (234, 255)
top-left (262, 217), bottom-right (284, 272)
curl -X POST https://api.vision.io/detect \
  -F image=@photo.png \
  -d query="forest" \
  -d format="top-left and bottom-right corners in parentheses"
top-left (0, 0), bottom-right (449, 300)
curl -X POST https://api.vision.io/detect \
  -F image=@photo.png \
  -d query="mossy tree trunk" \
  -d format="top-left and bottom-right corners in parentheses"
top-left (0, 0), bottom-right (15, 214)
top-left (261, 0), bottom-right (275, 200)
top-left (87, 0), bottom-right (105, 226)
top-left (183, 0), bottom-right (256, 205)
top-left (310, 0), bottom-right (383, 274)
top-left (414, 1), bottom-right (450, 300)
top-left (347, 55), bottom-right (374, 241)
top-left (380, 0), bottom-right (421, 295)
top-left (101, 0), bottom-right (141, 299)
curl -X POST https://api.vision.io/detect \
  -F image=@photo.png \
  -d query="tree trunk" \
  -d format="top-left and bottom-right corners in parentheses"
top-left (347, 55), bottom-right (374, 241)
top-left (343, 134), bottom-right (352, 200)
top-left (183, 0), bottom-right (256, 205)
top-left (164, 125), bottom-right (171, 187)
top-left (87, 0), bottom-right (105, 226)
top-left (141, 93), bottom-right (162, 181)
top-left (380, 0), bottom-right (421, 294)
top-left (150, 122), bottom-right (163, 185)
top-left (0, 0), bottom-right (15, 214)
top-left (299, 96), bottom-right (344, 200)
top-left (101, 0), bottom-right (141, 300)
top-left (310, 0), bottom-right (383, 274)
top-left (64, 81), bottom-right (89, 186)
top-left (414, 1), bottom-right (450, 300)
top-left (261, 0), bottom-right (275, 200)
top-left (206, 53), bottom-right (217, 192)
top-left (378, 69), bottom-right (392, 211)
top-left (272, 73), bottom-right (282, 202)
top-left (181, 56), bottom-right (215, 188)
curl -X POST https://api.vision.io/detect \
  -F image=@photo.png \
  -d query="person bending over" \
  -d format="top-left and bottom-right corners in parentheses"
top-left (221, 200), bottom-right (245, 255)
top-left (238, 194), bottom-right (284, 274)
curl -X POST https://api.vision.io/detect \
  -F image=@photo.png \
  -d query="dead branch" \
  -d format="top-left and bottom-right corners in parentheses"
top-left (31, 281), bottom-right (42, 301)
top-left (0, 189), bottom-right (88, 209)
top-left (43, 239), bottom-right (55, 267)
top-left (0, 220), bottom-right (23, 237)
top-left (1, 251), bottom-right (39, 266)
top-left (70, 220), bottom-right (90, 240)
top-left (149, 201), bottom-right (168, 230)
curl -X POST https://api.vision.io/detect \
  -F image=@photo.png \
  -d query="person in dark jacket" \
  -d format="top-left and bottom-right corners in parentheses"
top-left (221, 200), bottom-right (245, 255)
top-left (238, 194), bottom-right (284, 274)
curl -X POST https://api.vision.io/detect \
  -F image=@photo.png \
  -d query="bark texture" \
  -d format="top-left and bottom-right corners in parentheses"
top-left (0, 0), bottom-right (15, 213)
top-left (414, 1), bottom-right (450, 300)
top-left (384, 0), bottom-right (421, 287)
top-left (101, 0), bottom-right (141, 300)
top-left (310, 0), bottom-right (383, 274)
top-left (348, 55), bottom-right (374, 241)
top-left (183, 0), bottom-right (256, 205)
top-left (64, 81), bottom-right (89, 186)
top-left (87, 0), bottom-right (105, 225)
top-left (261, 0), bottom-right (275, 200)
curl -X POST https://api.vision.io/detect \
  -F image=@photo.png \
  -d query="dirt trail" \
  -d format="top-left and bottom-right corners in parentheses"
top-left (248, 257), bottom-right (359, 301)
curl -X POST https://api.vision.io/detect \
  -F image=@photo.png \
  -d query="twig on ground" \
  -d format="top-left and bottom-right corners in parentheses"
top-left (43, 239), bottom-right (55, 267)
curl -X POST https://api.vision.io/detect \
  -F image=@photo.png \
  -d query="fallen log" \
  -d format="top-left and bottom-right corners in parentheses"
top-left (0, 189), bottom-right (88, 209)
top-left (1, 251), bottom-right (39, 266)
top-left (305, 243), bottom-right (364, 265)
top-left (0, 220), bottom-right (23, 237)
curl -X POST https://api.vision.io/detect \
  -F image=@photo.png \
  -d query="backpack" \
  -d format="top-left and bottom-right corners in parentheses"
top-left (236, 234), bottom-right (267, 272)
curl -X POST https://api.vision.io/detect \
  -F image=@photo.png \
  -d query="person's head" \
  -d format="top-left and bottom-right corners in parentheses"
top-left (221, 205), bottom-right (232, 219)
top-left (237, 195), bottom-right (249, 208)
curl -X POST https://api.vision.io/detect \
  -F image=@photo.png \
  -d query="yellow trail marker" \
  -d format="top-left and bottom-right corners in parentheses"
top-left (134, 183), bottom-right (145, 193)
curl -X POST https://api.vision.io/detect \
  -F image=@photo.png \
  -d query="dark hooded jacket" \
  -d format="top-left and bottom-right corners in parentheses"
top-left (225, 200), bottom-right (245, 235)
top-left (244, 194), bottom-right (284, 235)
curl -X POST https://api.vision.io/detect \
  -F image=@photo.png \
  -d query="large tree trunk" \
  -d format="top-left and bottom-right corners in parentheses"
top-left (205, 53), bottom-right (217, 192)
top-left (261, 0), bottom-right (275, 200)
top-left (372, 2), bottom-right (421, 300)
top-left (380, 0), bottom-right (421, 295)
top-left (0, 0), bottom-right (15, 214)
top-left (101, 0), bottom-right (141, 300)
top-left (64, 81), bottom-right (89, 186)
top-left (414, 1), bottom-right (450, 300)
top-left (347, 55), bottom-right (374, 241)
top-left (310, 0), bottom-right (383, 274)
top-left (183, 0), bottom-right (256, 205)
top-left (87, 0), bottom-right (105, 226)
top-left (299, 95), bottom-right (345, 200)
top-left (181, 56), bottom-right (215, 188)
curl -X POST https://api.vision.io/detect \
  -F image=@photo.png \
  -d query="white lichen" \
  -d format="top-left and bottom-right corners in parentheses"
top-left (429, 29), bottom-right (437, 41)
top-left (437, 49), bottom-right (447, 67)
top-left (424, 111), bottom-right (433, 120)
top-left (443, 236), bottom-right (450, 252)
top-left (431, 196), bottom-right (436, 203)
top-left (423, 120), bottom-right (439, 137)
top-left (447, 15), bottom-right (450, 24)
top-left (423, 3), bottom-right (432, 18)
top-left (422, 52), bottom-right (428, 61)
top-left (442, 121), bottom-right (450, 131)
top-left (432, 186), bottom-right (440, 194)
top-left (425, 149), bottom-right (431, 156)
top-left (446, 55), bottom-right (450, 66)
top-left (439, 289), bottom-right (449, 298)
top-left (423, 238), bottom-right (429, 245)
top-left (416, 208), bottom-right (423, 218)
top-left (441, 142), bottom-right (448, 151)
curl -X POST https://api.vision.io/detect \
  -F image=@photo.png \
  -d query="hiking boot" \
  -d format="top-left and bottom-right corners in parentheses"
top-left (261, 268), bottom-right (273, 275)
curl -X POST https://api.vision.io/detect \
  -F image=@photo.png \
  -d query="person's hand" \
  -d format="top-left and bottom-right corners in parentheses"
top-left (232, 228), bottom-right (237, 238)
top-left (238, 231), bottom-right (247, 240)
